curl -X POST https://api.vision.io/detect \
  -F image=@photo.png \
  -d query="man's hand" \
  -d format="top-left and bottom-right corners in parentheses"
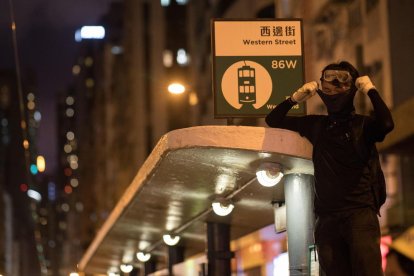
top-left (356, 76), bottom-right (376, 94)
top-left (291, 81), bottom-right (318, 103)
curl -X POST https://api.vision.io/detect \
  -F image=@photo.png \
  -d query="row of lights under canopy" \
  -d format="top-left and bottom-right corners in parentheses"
top-left (109, 162), bottom-right (283, 275)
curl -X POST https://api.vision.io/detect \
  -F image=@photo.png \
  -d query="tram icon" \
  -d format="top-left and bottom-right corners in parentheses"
top-left (238, 63), bottom-right (256, 104)
top-left (220, 60), bottom-right (272, 111)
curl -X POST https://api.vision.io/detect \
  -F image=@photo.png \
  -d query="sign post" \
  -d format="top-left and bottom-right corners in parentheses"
top-left (211, 19), bottom-right (305, 118)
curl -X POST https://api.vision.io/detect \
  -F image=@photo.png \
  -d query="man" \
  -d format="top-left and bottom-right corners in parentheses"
top-left (265, 61), bottom-right (394, 275)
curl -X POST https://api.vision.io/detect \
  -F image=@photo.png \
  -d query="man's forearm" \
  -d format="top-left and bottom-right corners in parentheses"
top-left (265, 97), bottom-right (296, 128)
top-left (368, 89), bottom-right (394, 133)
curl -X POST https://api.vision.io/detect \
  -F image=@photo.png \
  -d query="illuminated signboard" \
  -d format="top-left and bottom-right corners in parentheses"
top-left (211, 19), bottom-right (305, 118)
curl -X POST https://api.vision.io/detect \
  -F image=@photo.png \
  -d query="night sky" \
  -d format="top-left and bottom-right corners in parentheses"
top-left (0, 0), bottom-right (115, 172)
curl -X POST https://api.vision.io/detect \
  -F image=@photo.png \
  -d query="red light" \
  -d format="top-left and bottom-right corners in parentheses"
top-left (64, 185), bottom-right (73, 194)
top-left (381, 235), bottom-right (392, 271)
top-left (19, 183), bottom-right (28, 192)
top-left (64, 168), bottom-right (72, 176)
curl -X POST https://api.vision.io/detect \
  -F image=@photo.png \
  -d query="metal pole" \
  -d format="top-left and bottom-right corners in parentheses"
top-left (207, 222), bottom-right (232, 276)
top-left (144, 257), bottom-right (157, 275)
top-left (168, 245), bottom-right (184, 276)
top-left (284, 173), bottom-right (315, 276)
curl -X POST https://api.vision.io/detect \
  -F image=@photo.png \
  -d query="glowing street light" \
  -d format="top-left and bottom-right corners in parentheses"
top-left (167, 83), bottom-right (186, 95)
top-left (37, 155), bottom-right (46, 172)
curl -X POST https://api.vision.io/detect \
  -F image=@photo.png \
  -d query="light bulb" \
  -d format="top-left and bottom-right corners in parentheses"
top-left (211, 201), bottom-right (234, 216)
top-left (119, 264), bottom-right (133, 273)
top-left (163, 234), bottom-right (180, 246)
top-left (256, 163), bottom-right (284, 187)
top-left (136, 251), bottom-right (151, 262)
top-left (168, 83), bottom-right (185, 94)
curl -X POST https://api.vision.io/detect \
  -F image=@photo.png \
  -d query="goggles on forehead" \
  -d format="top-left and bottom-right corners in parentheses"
top-left (322, 70), bottom-right (352, 83)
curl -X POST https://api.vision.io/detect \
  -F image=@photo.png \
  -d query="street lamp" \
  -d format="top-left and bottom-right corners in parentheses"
top-left (168, 82), bottom-right (186, 95)
top-left (37, 155), bottom-right (46, 173)
top-left (167, 82), bottom-right (199, 107)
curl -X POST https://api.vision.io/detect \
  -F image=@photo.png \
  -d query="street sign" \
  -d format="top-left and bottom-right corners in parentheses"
top-left (211, 19), bottom-right (305, 118)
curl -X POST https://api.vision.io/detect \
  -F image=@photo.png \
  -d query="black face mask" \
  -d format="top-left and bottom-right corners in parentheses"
top-left (317, 89), bottom-right (356, 120)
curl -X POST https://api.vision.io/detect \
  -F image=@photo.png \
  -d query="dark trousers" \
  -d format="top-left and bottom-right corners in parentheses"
top-left (315, 207), bottom-right (383, 276)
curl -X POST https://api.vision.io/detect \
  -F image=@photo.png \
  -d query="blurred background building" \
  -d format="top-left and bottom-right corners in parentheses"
top-left (0, 69), bottom-right (46, 275)
top-left (1, 0), bottom-right (413, 275)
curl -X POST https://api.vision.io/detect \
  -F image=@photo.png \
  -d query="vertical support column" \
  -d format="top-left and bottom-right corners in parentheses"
top-left (284, 173), bottom-right (315, 276)
top-left (207, 222), bottom-right (232, 276)
top-left (168, 245), bottom-right (184, 276)
top-left (130, 267), bottom-right (140, 276)
top-left (144, 257), bottom-right (156, 275)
